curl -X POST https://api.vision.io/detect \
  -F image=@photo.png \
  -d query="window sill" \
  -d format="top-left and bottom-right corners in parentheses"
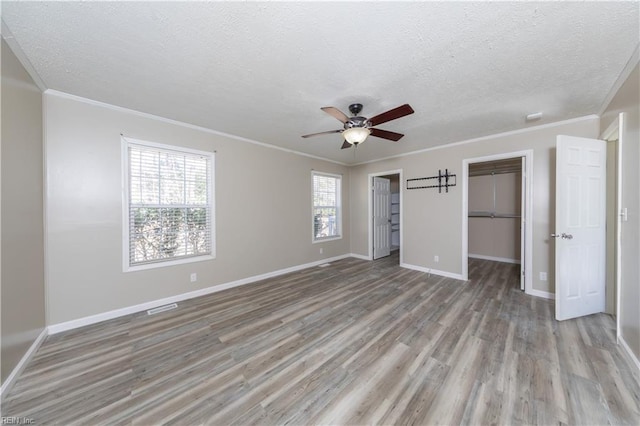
top-left (124, 254), bottom-right (215, 272)
top-left (312, 236), bottom-right (342, 244)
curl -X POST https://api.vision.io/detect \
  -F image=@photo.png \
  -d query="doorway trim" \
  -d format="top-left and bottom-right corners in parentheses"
top-left (601, 112), bottom-right (624, 342)
top-left (462, 150), bottom-right (534, 296)
top-left (368, 169), bottom-right (403, 262)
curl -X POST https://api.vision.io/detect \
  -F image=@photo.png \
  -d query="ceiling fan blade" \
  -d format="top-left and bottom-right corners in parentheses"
top-left (370, 128), bottom-right (405, 141)
top-left (321, 107), bottom-right (349, 123)
top-left (341, 140), bottom-right (352, 149)
top-left (301, 129), bottom-right (342, 138)
top-left (368, 104), bottom-right (414, 127)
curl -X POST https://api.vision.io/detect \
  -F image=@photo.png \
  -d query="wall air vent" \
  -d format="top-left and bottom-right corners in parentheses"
top-left (146, 303), bottom-right (178, 315)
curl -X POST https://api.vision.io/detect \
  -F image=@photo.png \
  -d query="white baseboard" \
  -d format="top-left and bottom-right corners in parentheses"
top-left (527, 288), bottom-right (555, 300)
top-left (468, 253), bottom-right (521, 264)
top-left (48, 254), bottom-right (352, 335)
top-left (0, 328), bottom-right (48, 400)
top-left (349, 253), bottom-right (371, 261)
top-left (400, 262), bottom-right (465, 280)
top-left (618, 334), bottom-right (640, 371)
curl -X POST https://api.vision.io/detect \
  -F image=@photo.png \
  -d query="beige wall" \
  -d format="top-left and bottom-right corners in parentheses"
top-left (468, 172), bottom-right (521, 261)
top-left (601, 63), bottom-right (640, 361)
top-left (44, 92), bottom-right (350, 325)
top-left (350, 117), bottom-right (600, 293)
top-left (1, 40), bottom-right (46, 383)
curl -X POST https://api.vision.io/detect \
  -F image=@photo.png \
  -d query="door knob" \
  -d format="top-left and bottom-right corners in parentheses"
top-left (551, 233), bottom-right (573, 239)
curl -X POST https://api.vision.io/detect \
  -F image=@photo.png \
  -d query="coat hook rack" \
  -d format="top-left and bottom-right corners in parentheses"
top-left (406, 169), bottom-right (457, 193)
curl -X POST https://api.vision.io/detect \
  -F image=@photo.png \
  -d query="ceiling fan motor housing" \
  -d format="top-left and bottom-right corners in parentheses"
top-left (345, 116), bottom-right (369, 129)
top-left (345, 104), bottom-right (369, 129)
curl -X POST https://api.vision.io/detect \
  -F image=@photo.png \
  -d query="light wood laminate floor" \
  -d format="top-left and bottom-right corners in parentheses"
top-left (3, 254), bottom-right (639, 425)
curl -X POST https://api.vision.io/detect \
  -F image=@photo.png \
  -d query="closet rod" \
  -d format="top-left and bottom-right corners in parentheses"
top-left (468, 212), bottom-right (521, 218)
top-left (468, 169), bottom-right (522, 177)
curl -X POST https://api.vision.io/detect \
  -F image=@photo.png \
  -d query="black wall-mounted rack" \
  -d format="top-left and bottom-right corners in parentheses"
top-left (407, 169), bottom-right (457, 193)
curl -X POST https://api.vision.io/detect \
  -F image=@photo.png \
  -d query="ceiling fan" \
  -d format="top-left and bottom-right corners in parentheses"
top-left (302, 103), bottom-right (415, 149)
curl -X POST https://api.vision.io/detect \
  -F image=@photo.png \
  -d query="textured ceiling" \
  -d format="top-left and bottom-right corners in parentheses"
top-left (2, 1), bottom-right (638, 165)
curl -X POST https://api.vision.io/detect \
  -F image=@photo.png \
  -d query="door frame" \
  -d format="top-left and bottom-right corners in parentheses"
top-left (368, 169), bottom-right (403, 262)
top-left (601, 113), bottom-right (624, 341)
top-left (462, 150), bottom-right (534, 295)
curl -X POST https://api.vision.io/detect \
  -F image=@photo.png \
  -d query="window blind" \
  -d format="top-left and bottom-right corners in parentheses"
top-left (128, 143), bottom-right (212, 266)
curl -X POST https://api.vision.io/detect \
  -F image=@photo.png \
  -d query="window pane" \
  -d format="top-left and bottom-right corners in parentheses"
top-left (314, 207), bottom-right (338, 238)
top-left (131, 207), bottom-right (161, 263)
top-left (160, 178), bottom-right (185, 204)
top-left (185, 157), bottom-right (208, 182)
top-left (185, 179), bottom-right (207, 205)
top-left (312, 173), bottom-right (340, 241)
top-left (136, 150), bottom-right (159, 179)
top-left (138, 178), bottom-right (159, 204)
top-left (127, 142), bottom-right (213, 266)
top-left (185, 207), bottom-right (209, 255)
top-left (160, 152), bottom-right (185, 180)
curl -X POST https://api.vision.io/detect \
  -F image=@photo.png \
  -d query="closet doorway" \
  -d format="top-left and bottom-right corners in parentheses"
top-left (468, 158), bottom-right (523, 285)
top-left (462, 151), bottom-right (533, 294)
top-left (368, 170), bottom-right (402, 263)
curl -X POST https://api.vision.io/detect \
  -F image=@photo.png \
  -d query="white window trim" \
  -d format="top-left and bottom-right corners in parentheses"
top-left (311, 170), bottom-right (342, 243)
top-left (121, 136), bottom-right (216, 272)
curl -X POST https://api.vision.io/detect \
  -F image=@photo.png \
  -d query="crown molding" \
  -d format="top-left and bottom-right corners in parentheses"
top-left (43, 89), bottom-right (349, 166)
top-left (351, 114), bottom-right (599, 166)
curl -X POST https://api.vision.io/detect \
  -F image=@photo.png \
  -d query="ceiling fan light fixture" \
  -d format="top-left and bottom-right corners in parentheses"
top-left (343, 127), bottom-right (371, 145)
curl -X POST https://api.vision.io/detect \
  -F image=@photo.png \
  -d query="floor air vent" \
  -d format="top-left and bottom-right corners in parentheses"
top-left (147, 303), bottom-right (178, 315)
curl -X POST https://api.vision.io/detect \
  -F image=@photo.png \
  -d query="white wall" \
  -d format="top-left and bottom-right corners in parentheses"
top-left (44, 92), bottom-right (350, 325)
top-left (1, 39), bottom-right (46, 383)
top-left (350, 116), bottom-right (600, 293)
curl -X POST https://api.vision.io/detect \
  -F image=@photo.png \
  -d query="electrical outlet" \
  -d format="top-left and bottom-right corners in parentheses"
top-left (190, 273), bottom-right (197, 283)
top-left (319, 247), bottom-right (323, 254)
top-left (434, 255), bottom-right (439, 263)
top-left (540, 272), bottom-right (547, 281)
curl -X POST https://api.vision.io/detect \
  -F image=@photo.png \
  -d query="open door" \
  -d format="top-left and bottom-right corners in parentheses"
top-left (555, 135), bottom-right (606, 321)
top-left (373, 176), bottom-right (391, 259)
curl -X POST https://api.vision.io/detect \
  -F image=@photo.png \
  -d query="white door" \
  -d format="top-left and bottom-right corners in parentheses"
top-left (520, 156), bottom-right (526, 291)
top-left (373, 177), bottom-right (391, 260)
top-left (555, 135), bottom-right (606, 321)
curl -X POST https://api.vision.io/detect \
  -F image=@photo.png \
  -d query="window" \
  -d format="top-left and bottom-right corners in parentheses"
top-left (312, 171), bottom-right (342, 242)
top-left (123, 137), bottom-right (214, 270)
